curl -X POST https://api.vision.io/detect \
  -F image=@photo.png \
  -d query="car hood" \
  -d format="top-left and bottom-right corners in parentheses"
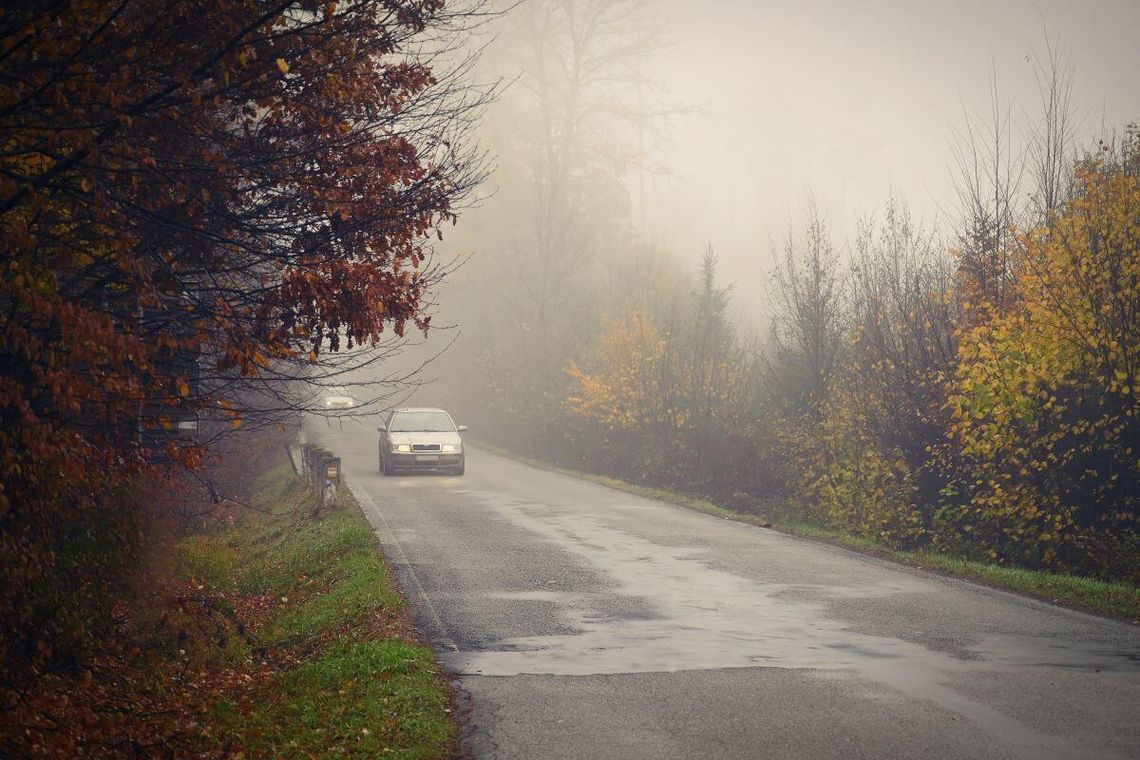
top-left (386, 431), bottom-right (462, 446)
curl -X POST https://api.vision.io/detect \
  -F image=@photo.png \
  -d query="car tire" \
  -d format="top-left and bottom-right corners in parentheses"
top-left (381, 455), bottom-right (394, 476)
top-left (452, 459), bottom-right (465, 476)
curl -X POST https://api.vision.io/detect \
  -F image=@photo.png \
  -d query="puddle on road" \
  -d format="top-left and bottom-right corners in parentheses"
top-left (448, 496), bottom-right (1138, 680)
top-left (442, 494), bottom-right (1140, 760)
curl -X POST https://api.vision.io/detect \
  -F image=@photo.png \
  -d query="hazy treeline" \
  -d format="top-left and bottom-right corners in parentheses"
top-left (440, 2), bottom-right (1139, 582)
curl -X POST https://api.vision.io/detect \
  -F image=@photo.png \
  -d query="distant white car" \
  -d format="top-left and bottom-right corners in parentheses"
top-left (322, 386), bottom-right (355, 410)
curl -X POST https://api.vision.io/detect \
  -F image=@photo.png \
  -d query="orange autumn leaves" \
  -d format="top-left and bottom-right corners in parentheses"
top-left (567, 313), bottom-right (682, 432)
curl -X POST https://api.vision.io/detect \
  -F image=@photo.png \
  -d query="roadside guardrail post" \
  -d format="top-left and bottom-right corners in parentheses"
top-left (320, 455), bottom-right (341, 508)
top-left (309, 448), bottom-right (326, 498)
top-left (311, 447), bottom-right (321, 483)
top-left (301, 446), bottom-right (341, 510)
top-left (323, 456), bottom-right (341, 485)
top-left (300, 443), bottom-right (312, 480)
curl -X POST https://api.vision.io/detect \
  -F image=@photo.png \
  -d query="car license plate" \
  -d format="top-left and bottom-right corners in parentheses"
top-left (415, 454), bottom-right (439, 464)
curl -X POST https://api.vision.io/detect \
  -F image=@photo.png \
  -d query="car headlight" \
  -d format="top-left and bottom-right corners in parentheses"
top-left (441, 443), bottom-right (460, 453)
top-left (392, 443), bottom-right (412, 453)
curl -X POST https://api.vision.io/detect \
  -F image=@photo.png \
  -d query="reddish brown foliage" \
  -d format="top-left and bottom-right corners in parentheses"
top-left (1, 0), bottom-right (482, 694)
top-left (0, 427), bottom-right (427, 758)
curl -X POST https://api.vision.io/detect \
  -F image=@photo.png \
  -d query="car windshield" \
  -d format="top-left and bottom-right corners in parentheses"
top-left (389, 411), bottom-right (455, 433)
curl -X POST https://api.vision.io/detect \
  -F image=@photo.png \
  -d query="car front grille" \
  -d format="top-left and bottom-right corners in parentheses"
top-left (412, 444), bottom-right (441, 451)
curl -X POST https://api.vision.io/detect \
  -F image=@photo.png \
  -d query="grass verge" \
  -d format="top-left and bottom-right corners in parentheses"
top-left (1, 433), bottom-right (461, 758)
top-left (179, 461), bottom-right (458, 758)
top-left (474, 440), bottom-right (1140, 623)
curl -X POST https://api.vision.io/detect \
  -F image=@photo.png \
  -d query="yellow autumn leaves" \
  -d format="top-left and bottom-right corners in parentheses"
top-left (943, 165), bottom-right (1140, 574)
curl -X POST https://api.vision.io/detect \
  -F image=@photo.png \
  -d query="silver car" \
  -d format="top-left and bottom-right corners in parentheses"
top-left (378, 407), bottom-right (467, 476)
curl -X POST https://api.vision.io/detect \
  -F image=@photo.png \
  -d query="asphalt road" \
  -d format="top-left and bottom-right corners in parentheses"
top-left (309, 417), bottom-right (1140, 760)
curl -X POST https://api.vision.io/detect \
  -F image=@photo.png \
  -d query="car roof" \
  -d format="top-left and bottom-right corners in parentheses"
top-left (391, 407), bottom-right (450, 413)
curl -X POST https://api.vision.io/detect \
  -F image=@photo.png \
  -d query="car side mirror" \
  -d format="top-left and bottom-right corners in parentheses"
top-left (457, 425), bottom-right (468, 432)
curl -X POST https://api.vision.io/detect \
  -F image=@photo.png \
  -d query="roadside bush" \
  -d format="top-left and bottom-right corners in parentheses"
top-left (943, 161), bottom-right (1140, 579)
top-left (796, 389), bottom-right (927, 548)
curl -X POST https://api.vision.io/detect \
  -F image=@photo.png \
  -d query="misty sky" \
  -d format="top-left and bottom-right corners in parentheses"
top-left (641, 0), bottom-right (1140, 323)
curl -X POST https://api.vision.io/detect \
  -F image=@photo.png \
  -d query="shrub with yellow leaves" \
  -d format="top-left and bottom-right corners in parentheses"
top-left (944, 162), bottom-right (1140, 578)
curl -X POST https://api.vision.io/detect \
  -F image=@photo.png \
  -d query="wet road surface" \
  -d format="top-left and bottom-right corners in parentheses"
top-left (310, 418), bottom-right (1140, 760)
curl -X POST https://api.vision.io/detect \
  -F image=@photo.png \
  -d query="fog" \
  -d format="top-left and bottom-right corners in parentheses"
top-left (343, 0), bottom-right (1140, 429)
top-left (644, 0), bottom-right (1140, 322)
top-left (310, 1), bottom-right (1140, 696)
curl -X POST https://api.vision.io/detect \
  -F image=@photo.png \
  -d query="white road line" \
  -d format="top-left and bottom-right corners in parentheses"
top-left (344, 470), bottom-right (460, 653)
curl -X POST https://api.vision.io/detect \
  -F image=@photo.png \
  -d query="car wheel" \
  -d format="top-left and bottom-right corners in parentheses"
top-left (381, 454), bottom-right (394, 476)
top-left (452, 459), bottom-right (465, 476)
